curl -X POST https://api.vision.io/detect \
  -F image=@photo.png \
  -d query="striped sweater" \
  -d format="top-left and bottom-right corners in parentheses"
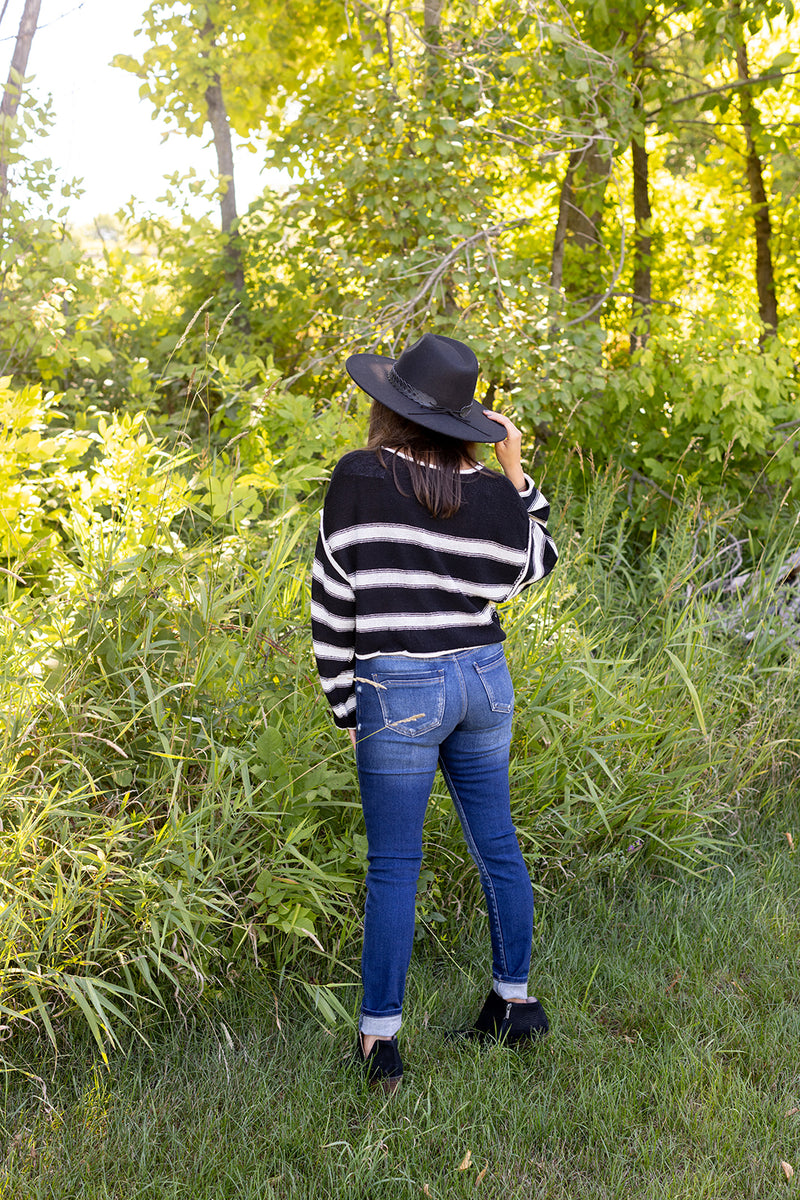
top-left (311, 448), bottom-right (558, 728)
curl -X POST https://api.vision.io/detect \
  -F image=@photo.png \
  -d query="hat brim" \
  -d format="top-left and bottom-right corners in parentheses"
top-left (346, 353), bottom-right (506, 443)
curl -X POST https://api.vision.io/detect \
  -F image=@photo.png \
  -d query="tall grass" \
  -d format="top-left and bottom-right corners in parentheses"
top-left (1, 495), bottom-right (361, 1053)
top-left (1, 452), bottom-right (798, 1055)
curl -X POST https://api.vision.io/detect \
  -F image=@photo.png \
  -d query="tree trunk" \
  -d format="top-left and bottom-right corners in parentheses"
top-left (423, 0), bottom-right (444, 78)
top-left (204, 78), bottom-right (238, 238)
top-left (630, 126), bottom-right (652, 352)
top-left (201, 19), bottom-right (245, 298)
top-left (423, 0), bottom-right (444, 34)
top-left (549, 136), bottom-right (612, 322)
top-left (0, 0), bottom-right (42, 196)
top-left (420, 0), bottom-right (458, 314)
top-left (630, 34), bottom-right (652, 354)
top-left (735, 39), bottom-right (778, 338)
top-left (549, 156), bottom-right (575, 299)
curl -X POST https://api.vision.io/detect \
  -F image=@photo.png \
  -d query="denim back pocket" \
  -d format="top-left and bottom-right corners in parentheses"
top-left (474, 653), bottom-right (514, 714)
top-left (374, 669), bottom-right (445, 738)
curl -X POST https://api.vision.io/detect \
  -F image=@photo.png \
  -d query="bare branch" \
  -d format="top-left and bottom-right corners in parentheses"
top-left (282, 220), bottom-right (534, 386)
top-left (380, 219), bottom-right (531, 325)
top-left (645, 70), bottom-right (799, 122)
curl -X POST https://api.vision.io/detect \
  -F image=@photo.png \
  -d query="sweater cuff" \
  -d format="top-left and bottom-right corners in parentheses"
top-left (333, 710), bottom-right (357, 731)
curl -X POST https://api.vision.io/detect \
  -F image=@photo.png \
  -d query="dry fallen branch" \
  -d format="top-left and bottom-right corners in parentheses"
top-left (702, 547), bottom-right (800, 648)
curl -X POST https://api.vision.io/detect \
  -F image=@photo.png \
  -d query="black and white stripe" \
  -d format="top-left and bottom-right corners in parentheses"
top-left (312, 450), bottom-right (557, 728)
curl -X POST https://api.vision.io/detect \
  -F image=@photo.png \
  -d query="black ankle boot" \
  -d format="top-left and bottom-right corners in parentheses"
top-left (461, 989), bottom-right (549, 1045)
top-left (355, 1035), bottom-right (403, 1093)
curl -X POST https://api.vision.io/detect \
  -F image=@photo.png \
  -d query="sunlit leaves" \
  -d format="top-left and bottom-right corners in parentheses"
top-left (115, 0), bottom-right (350, 139)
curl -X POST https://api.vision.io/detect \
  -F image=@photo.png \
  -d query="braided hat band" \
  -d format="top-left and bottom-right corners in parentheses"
top-left (387, 366), bottom-right (475, 419)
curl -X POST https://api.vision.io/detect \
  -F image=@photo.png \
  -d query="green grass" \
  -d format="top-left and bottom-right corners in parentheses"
top-left (3, 814), bottom-right (799, 1200)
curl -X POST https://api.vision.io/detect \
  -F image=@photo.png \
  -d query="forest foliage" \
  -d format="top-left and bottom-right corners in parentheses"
top-left (1, 0), bottom-right (799, 1054)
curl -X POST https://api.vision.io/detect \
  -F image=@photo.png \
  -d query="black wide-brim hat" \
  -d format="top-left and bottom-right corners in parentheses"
top-left (346, 332), bottom-right (504, 443)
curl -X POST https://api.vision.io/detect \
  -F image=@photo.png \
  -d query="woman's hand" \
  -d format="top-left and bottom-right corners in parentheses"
top-left (482, 410), bottom-right (527, 492)
top-left (348, 728), bottom-right (357, 750)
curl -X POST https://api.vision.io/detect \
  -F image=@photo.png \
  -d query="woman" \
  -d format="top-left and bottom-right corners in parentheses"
top-left (311, 333), bottom-right (558, 1092)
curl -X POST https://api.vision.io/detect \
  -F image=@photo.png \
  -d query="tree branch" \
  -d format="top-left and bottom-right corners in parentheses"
top-left (645, 70), bottom-right (798, 122)
top-left (382, 219), bottom-right (531, 324)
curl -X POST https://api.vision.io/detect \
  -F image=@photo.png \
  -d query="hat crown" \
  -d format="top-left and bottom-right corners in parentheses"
top-left (395, 334), bottom-right (479, 413)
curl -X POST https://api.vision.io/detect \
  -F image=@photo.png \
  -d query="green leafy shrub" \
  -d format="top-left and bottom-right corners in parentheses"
top-left (2, 436), bottom-right (798, 1054)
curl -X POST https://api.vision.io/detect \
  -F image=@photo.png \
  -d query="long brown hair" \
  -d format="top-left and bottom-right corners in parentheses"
top-left (366, 401), bottom-right (479, 519)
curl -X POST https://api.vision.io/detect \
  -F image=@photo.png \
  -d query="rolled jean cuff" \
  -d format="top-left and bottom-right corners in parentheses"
top-left (359, 1011), bottom-right (402, 1037)
top-left (494, 979), bottom-right (531, 1001)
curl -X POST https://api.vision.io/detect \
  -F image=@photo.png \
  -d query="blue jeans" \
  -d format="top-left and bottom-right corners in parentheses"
top-left (354, 644), bottom-right (534, 1037)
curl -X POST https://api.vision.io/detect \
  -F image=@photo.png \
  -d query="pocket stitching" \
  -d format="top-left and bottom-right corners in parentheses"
top-left (374, 671), bottom-right (445, 737)
top-left (474, 659), bottom-right (514, 714)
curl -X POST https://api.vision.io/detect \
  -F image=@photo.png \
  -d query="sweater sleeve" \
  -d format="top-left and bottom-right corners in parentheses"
top-left (311, 512), bottom-right (357, 729)
top-left (504, 473), bottom-right (558, 599)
